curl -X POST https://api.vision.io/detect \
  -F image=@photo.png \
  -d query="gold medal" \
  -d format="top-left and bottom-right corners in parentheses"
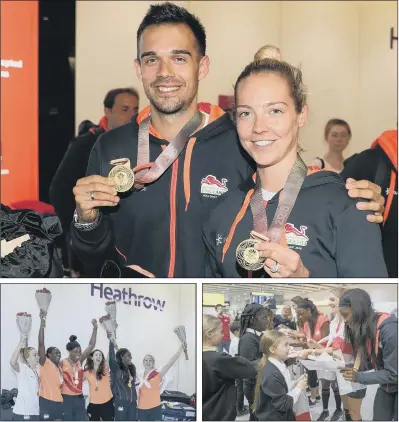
top-left (236, 231), bottom-right (269, 271)
top-left (108, 158), bottom-right (135, 192)
top-left (128, 382), bottom-right (132, 388)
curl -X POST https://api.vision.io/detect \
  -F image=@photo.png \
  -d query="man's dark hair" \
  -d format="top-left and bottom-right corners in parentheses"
top-left (136, 2), bottom-right (206, 59)
top-left (215, 304), bottom-right (223, 310)
top-left (103, 88), bottom-right (140, 109)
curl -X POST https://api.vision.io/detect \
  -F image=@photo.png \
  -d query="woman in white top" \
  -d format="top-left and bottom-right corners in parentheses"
top-left (10, 336), bottom-right (40, 421)
top-left (312, 119), bottom-right (352, 173)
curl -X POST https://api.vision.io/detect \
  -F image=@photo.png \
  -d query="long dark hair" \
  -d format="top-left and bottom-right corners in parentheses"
top-left (84, 349), bottom-right (106, 380)
top-left (116, 348), bottom-right (136, 384)
top-left (340, 289), bottom-right (379, 363)
top-left (239, 304), bottom-right (273, 336)
top-left (297, 299), bottom-right (319, 337)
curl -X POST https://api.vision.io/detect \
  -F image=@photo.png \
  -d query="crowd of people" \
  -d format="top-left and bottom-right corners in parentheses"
top-left (10, 1), bottom-right (391, 279)
top-left (9, 310), bottom-right (186, 421)
top-left (202, 287), bottom-right (398, 421)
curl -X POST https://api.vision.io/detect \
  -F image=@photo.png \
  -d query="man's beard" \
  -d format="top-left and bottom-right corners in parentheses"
top-left (144, 83), bottom-right (197, 115)
top-left (150, 96), bottom-right (186, 115)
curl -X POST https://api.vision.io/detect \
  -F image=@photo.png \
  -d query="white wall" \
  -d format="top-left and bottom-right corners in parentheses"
top-left (358, 2), bottom-right (398, 145)
top-left (0, 283), bottom-right (196, 395)
top-left (76, 1), bottom-right (397, 162)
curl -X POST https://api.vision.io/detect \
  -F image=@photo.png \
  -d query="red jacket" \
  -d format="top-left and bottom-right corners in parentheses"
top-left (219, 315), bottom-right (231, 341)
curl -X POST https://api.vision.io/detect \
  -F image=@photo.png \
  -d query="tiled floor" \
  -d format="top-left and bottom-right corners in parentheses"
top-left (236, 384), bottom-right (379, 421)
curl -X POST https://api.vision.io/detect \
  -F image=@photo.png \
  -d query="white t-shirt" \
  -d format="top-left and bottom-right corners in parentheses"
top-left (229, 336), bottom-right (239, 357)
top-left (261, 189), bottom-right (277, 201)
top-left (13, 363), bottom-right (40, 416)
top-left (327, 314), bottom-right (345, 346)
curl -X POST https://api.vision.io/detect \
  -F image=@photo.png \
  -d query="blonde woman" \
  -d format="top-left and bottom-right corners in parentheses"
top-left (137, 344), bottom-right (184, 421)
top-left (10, 336), bottom-right (40, 421)
top-left (254, 45), bottom-right (282, 61)
top-left (253, 330), bottom-right (308, 421)
top-left (203, 58), bottom-right (388, 278)
top-left (202, 314), bottom-right (256, 421)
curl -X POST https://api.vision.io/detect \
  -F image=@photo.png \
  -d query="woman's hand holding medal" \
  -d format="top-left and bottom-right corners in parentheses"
top-left (73, 175), bottom-right (120, 223)
top-left (255, 241), bottom-right (309, 277)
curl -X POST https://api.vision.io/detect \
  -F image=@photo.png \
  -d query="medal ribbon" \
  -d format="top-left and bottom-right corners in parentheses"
top-left (134, 110), bottom-right (203, 187)
top-left (249, 155), bottom-right (307, 243)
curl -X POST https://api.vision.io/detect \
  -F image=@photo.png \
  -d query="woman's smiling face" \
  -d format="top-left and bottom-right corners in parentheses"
top-left (235, 72), bottom-right (307, 168)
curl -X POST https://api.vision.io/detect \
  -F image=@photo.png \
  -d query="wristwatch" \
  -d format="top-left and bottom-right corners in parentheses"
top-left (73, 209), bottom-right (101, 231)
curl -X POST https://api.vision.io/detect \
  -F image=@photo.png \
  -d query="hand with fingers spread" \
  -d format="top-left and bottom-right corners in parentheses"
top-left (73, 175), bottom-right (120, 223)
top-left (345, 178), bottom-right (385, 223)
top-left (255, 241), bottom-right (309, 277)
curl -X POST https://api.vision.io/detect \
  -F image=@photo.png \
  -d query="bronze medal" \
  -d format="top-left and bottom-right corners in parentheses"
top-left (108, 158), bottom-right (135, 192)
top-left (95, 386), bottom-right (99, 391)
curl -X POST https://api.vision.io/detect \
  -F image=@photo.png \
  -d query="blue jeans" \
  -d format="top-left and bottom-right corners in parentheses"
top-left (217, 340), bottom-right (231, 353)
top-left (137, 405), bottom-right (162, 421)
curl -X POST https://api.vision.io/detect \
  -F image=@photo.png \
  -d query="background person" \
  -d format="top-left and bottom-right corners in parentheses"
top-left (203, 314), bottom-right (257, 421)
top-left (215, 304), bottom-right (231, 353)
top-left (10, 335), bottom-right (40, 421)
top-left (84, 349), bottom-right (114, 421)
top-left (339, 289), bottom-right (398, 421)
top-left (312, 119), bottom-right (352, 173)
top-left (50, 88), bottom-right (139, 276)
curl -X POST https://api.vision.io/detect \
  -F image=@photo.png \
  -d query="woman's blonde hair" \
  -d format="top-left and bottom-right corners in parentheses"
top-left (253, 330), bottom-right (287, 412)
top-left (203, 314), bottom-right (221, 344)
top-left (254, 45), bottom-right (282, 61)
top-left (330, 287), bottom-right (347, 300)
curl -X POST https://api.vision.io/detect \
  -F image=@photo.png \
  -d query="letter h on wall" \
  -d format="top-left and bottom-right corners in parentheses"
top-left (390, 27), bottom-right (397, 50)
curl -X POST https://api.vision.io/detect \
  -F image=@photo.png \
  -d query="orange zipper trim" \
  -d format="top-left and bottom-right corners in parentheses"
top-left (168, 159), bottom-right (179, 277)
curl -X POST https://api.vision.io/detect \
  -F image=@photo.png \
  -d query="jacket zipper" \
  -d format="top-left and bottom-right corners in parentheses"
top-left (168, 159), bottom-right (179, 277)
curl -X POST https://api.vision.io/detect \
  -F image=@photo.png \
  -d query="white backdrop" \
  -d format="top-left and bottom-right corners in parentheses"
top-left (0, 283), bottom-right (196, 395)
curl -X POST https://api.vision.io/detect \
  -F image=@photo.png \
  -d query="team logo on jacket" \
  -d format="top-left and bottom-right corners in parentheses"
top-left (201, 175), bottom-right (228, 197)
top-left (285, 223), bottom-right (309, 248)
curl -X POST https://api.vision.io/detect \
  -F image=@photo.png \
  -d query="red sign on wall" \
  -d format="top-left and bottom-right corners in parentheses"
top-left (1, 1), bottom-right (39, 205)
